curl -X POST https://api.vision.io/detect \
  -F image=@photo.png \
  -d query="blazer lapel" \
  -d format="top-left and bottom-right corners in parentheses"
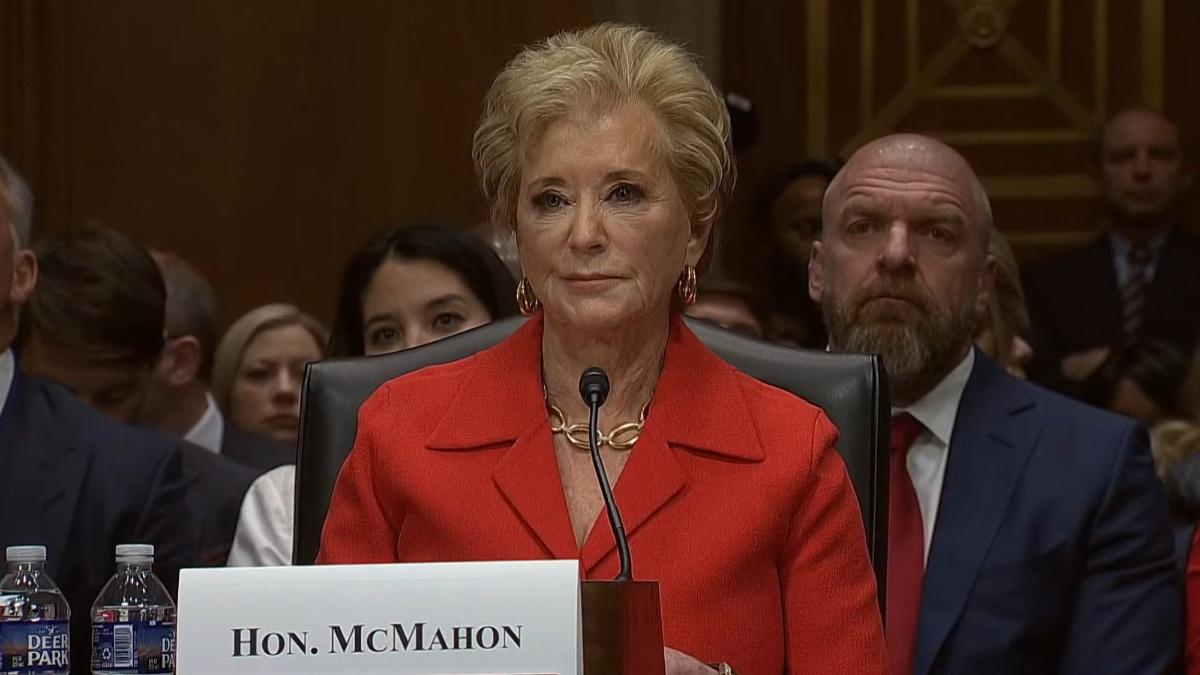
top-left (425, 313), bottom-right (764, 573)
top-left (579, 314), bottom-right (763, 575)
top-left (579, 419), bottom-right (686, 575)
top-left (1083, 235), bottom-right (1125, 343)
top-left (0, 372), bottom-right (89, 580)
top-left (914, 354), bottom-right (1038, 675)
top-left (1146, 225), bottom-right (1200, 321)
top-left (492, 424), bottom-right (581, 561)
top-left (426, 316), bottom-right (579, 560)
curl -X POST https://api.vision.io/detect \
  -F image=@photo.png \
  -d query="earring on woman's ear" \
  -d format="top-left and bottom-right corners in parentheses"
top-left (677, 265), bottom-right (698, 306)
top-left (516, 277), bottom-right (542, 316)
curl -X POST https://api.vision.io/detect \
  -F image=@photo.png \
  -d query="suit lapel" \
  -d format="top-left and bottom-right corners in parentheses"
top-left (1145, 226), bottom-right (1199, 322)
top-left (0, 372), bottom-right (90, 580)
top-left (1083, 235), bottom-right (1125, 343)
top-left (578, 315), bottom-right (760, 575)
top-left (579, 420), bottom-right (686, 574)
top-left (426, 316), bottom-right (579, 560)
top-left (491, 421), bottom-right (580, 561)
top-left (425, 313), bottom-right (762, 573)
top-left (914, 355), bottom-right (1038, 675)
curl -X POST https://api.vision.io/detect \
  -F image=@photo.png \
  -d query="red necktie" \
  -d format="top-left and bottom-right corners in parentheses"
top-left (887, 413), bottom-right (926, 675)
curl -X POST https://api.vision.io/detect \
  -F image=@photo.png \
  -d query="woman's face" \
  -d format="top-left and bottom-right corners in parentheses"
top-left (360, 258), bottom-right (492, 355)
top-left (229, 323), bottom-right (323, 445)
top-left (515, 103), bottom-right (710, 334)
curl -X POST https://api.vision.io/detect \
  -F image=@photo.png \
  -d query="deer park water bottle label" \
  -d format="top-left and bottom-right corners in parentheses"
top-left (0, 620), bottom-right (70, 672)
top-left (92, 621), bottom-right (175, 673)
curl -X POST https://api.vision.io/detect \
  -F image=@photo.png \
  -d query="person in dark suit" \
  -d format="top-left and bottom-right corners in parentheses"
top-left (16, 227), bottom-right (255, 567)
top-left (811, 133), bottom-right (1180, 674)
top-left (140, 250), bottom-right (294, 473)
top-left (751, 159), bottom-right (840, 348)
top-left (0, 156), bottom-right (197, 674)
top-left (1024, 109), bottom-right (1200, 394)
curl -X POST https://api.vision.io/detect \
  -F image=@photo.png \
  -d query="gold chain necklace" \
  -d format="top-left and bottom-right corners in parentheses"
top-left (545, 398), bottom-right (650, 451)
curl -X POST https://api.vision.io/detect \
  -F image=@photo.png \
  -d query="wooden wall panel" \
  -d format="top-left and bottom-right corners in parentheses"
top-left (723, 0), bottom-right (1200, 263)
top-left (5, 0), bottom-right (1198, 324)
top-left (0, 0), bottom-right (592, 326)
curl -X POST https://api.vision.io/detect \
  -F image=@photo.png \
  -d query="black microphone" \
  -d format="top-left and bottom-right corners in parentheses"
top-left (579, 367), bottom-right (633, 581)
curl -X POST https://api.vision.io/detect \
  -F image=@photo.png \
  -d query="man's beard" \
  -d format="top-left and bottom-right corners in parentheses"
top-left (822, 276), bottom-right (977, 401)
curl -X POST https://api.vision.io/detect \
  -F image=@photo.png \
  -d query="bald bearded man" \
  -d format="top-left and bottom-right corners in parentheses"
top-left (811, 134), bottom-right (1179, 674)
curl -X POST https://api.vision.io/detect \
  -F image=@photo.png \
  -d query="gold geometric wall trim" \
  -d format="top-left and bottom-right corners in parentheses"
top-left (808, 0), bottom-right (1166, 204)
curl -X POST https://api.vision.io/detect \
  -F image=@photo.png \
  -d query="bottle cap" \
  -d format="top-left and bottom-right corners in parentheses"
top-left (115, 544), bottom-right (154, 559)
top-left (6, 545), bottom-right (47, 562)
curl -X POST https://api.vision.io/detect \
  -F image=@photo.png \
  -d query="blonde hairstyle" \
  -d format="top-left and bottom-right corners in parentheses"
top-left (979, 232), bottom-right (1031, 368)
top-left (472, 22), bottom-right (734, 237)
top-left (1149, 418), bottom-right (1200, 480)
top-left (211, 303), bottom-right (329, 414)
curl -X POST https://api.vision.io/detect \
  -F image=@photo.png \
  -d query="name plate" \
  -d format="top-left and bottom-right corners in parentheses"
top-left (176, 560), bottom-right (581, 674)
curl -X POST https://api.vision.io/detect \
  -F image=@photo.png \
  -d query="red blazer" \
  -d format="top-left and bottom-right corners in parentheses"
top-left (318, 314), bottom-right (887, 674)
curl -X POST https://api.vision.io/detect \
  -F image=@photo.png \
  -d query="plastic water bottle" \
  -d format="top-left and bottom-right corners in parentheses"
top-left (90, 545), bottom-right (176, 674)
top-left (0, 545), bottom-right (72, 674)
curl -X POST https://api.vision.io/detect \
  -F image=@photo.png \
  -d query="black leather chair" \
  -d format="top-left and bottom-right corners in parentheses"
top-left (294, 316), bottom-right (890, 603)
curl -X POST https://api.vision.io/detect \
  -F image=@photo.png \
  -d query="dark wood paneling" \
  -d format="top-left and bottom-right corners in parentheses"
top-left (1, 0), bottom-right (592, 326)
top-left (723, 0), bottom-right (1200, 263)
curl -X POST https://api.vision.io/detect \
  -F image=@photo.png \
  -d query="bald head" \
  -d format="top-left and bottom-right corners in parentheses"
top-left (811, 133), bottom-right (995, 405)
top-left (824, 134), bottom-right (993, 252)
top-left (1102, 109), bottom-right (1180, 153)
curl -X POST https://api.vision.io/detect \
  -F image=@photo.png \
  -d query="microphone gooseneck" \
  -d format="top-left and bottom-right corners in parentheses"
top-left (579, 367), bottom-right (633, 581)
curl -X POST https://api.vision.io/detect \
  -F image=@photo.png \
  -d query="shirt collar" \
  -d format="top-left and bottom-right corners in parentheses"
top-left (184, 392), bottom-right (225, 454)
top-left (0, 350), bottom-right (13, 419)
top-left (895, 348), bottom-right (975, 446)
top-left (1109, 229), bottom-right (1170, 258)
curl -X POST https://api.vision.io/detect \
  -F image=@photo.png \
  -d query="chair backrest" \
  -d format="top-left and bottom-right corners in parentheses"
top-left (294, 317), bottom-right (889, 600)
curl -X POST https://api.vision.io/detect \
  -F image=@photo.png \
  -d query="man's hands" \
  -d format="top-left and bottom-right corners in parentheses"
top-left (1061, 346), bottom-right (1112, 382)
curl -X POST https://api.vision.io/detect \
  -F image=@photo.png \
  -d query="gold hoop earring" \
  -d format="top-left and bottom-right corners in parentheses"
top-left (677, 265), bottom-right (698, 306)
top-left (516, 277), bottom-right (542, 316)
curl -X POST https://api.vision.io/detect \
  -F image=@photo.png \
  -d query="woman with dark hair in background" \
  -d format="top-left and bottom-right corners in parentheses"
top-left (228, 221), bottom-right (518, 567)
top-left (752, 159), bottom-right (840, 347)
top-left (328, 221), bottom-right (517, 357)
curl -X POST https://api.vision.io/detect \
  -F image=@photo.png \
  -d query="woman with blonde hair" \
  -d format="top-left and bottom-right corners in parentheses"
top-left (212, 303), bottom-right (327, 446)
top-left (319, 23), bottom-right (886, 674)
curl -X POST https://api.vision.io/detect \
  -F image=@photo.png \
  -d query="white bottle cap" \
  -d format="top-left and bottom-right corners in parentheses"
top-left (6, 545), bottom-right (47, 562)
top-left (115, 544), bottom-right (155, 559)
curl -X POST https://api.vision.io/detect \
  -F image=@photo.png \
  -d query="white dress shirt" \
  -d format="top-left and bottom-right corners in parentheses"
top-left (0, 350), bottom-right (14, 419)
top-left (226, 464), bottom-right (295, 567)
top-left (894, 348), bottom-right (975, 561)
top-left (183, 393), bottom-right (224, 454)
top-left (1109, 230), bottom-right (1168, 288)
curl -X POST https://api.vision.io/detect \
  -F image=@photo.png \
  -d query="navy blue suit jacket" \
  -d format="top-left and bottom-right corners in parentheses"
top-left (0, 370), bottom-right (197, 674)
top-left (916, 353), bottom-right (1180, 674)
